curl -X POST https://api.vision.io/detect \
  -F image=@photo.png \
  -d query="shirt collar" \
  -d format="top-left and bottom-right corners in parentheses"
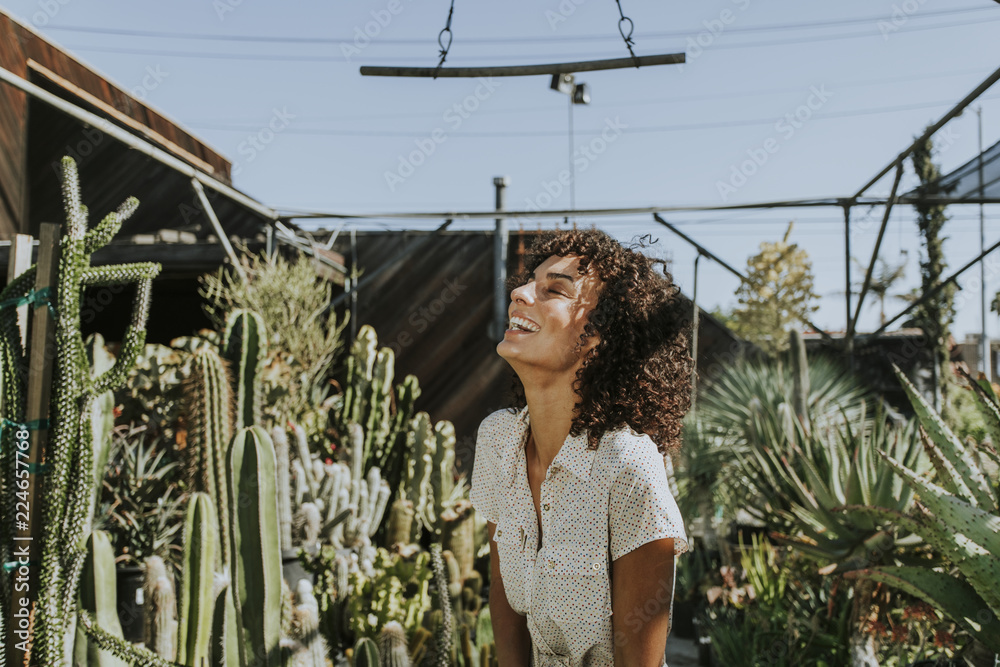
top-left (502, 406), bottom-right (597, 485)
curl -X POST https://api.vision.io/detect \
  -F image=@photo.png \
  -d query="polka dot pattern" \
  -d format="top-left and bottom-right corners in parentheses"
top-left (470, 408), bottom-right (689, 666)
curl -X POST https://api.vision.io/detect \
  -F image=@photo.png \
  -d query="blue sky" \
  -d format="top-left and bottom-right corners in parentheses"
top-left (4, 0), bottom-right (1000, 342)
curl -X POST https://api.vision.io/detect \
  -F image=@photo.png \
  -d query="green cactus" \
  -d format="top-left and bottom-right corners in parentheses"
top-left (845, 364), bottom-right (1000, 652)
top-left (184, 346), bottom-right (234, 571)
top-left (272, 425), bottom-right (294, 552)
top-left (429, 544), bottom-right (453, 667)
top-left (143, 556), bottom-right (177, 659)
top-left (177, 492), bottom-right (218, 666)
top-left (73, 531), bottom-right (128, 667)
top-left (221, 309), bottom-right (267, 431)
top-left (0, 157), bottom-right (160, 666)
top-left (378, 621), bottom-right (410, 667)
top-left (354, 637), bottom-right (380, 667)
top-left (386, 498), bottom-right (415, 547)
top-left (227, 426), bottom-right (282, 667)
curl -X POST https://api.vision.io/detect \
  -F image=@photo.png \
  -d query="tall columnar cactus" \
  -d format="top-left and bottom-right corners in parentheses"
top-left (222, 309), bottom-right (267, 431)
top-left (288, 580), bottom-right (328, 667)
top-left (0, 157), bottom-right (160, 666)
top-left (228, 426), bottom-right (283, 667)
top-left (73, 531), bottom-right (128, 667)
top-left (429, 544), bottom-right (453, 667)
top-left (846, 365), bottom-right (1000, 652)
top-left (273, 425), bottom-right (294, 552)
top-left (184, 346), bottom-right (234, 571)
top-left (143, 556), bottom-right (177, 660)
top-left (177, 492), bottom-right (218, 667)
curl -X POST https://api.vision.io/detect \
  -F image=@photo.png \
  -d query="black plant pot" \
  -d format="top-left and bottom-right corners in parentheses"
top-left (116, 565), bottom-right (145, 643)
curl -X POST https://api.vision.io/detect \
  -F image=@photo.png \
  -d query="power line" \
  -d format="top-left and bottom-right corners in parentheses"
top-left (59, 13), bottom-right (1000, 63)
top-left (185, 92), bottom-right (1000, 138)
top-left (42, 5), bottom-right (993, 45)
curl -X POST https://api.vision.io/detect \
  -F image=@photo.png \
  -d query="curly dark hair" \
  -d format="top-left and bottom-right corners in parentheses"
top-left (507, 228), bottom-right (694, 454)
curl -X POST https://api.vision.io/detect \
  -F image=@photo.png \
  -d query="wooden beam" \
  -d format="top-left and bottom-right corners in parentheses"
top-left (360, 52), bottom-right (684, 78)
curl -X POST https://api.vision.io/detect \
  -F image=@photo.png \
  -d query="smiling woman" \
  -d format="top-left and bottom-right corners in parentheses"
top-left (470, 229), bottom-right (694, 667)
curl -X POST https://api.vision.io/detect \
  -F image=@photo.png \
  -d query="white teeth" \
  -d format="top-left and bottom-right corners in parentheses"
top-left (509, 316), bottom-right (540, 332)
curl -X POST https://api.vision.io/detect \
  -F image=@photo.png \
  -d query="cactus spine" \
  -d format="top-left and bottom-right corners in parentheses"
top-left (221, 309), bottom-right (267, 431)
top-left (228, 426), bottom-right (282, 667)
top-left (73, 531), bottom-right (127, 667)
top-left (177, 492), bottom-right (218, 666)
top-left (143, 556), bottom-right (177, 659)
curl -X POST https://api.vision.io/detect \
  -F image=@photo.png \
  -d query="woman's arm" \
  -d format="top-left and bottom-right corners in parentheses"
top-left (611, 537), bottom-right (676, 667)
top-left (486, 521), bottom-right (532, 667)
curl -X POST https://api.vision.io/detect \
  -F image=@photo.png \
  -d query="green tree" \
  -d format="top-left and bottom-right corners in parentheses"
top-left (729, 222), bottom-right (819, 356)
top-left (903, 134), bottom-right (955, 413)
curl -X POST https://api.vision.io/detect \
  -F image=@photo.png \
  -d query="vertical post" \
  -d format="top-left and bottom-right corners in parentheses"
top-left (6, 235), bottom-right (34, 349)
top-left (265, 223), bottom-right (274, 259)
top-left (690, 253), bottom-right (701, 415)
top-left (978, 107), bottom-right (991, 381)
top-left (350, 227), bottom-right (358, 344)
top-left (7, 223), bottom-right (59, 666)
top-left (843, 204), bottom-right (854, 369)
top-left (493, 177), bottom-right (509, 341)
top-left (568, 93), bottom-right (575, 221)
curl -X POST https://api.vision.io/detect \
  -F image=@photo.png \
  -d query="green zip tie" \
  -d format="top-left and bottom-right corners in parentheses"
top-left (3, 560), bottom-right (38, 572)
top-left (0, 286), bottom-right (58, 321)
top-left (26, 462), bottom-right (50, 474)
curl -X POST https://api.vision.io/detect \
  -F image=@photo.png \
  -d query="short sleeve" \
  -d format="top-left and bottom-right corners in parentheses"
top-left (469, 415), bottom-right (503, 524)
top-left (609, 438), bottom-right (689, 561)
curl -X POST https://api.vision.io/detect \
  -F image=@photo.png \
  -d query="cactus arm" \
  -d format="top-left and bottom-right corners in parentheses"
top-left (353, 637), bottom-right (380, 667)
top-left (271, 425), bottom-right (294, 552)
top-left (227, 426), bottom-right (282, 667)
top-left (429, 544), bottom-right (453, 667)
top-left (290, 421), bottom-right (319, 500)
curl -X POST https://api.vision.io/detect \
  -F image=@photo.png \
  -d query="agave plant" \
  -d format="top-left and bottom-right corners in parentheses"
top-left (698, 350), bottom-right (927, 568)
top-left (843, 365), bottom-right (1000, 652)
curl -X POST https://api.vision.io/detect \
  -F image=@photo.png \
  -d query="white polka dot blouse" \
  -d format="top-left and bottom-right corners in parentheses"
top-left (470, 407), bottom-right (689, 666)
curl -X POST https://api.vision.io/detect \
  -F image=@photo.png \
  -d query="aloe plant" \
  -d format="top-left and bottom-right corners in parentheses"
top-left (844, 365), bottom-right (1000, 652)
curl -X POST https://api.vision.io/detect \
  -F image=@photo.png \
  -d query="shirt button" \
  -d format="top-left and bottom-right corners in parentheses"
top-left (543, 503), bottom-right (550, 511)
top-left (548, 560), bottom-right (556, 570)
top-left (496, 529), bottom-right (502, 537)
top-left (592, 563), bottom-right (600, 571)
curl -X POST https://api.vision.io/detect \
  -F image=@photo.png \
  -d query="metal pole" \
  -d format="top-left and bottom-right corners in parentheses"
top-left (494, 177), bottom-right (510, 340)
top-left (192, 179), bottom-right (248, 284)
top-left (350, 227), bottom-right (358, 343)
top-left (844, 204), bottom-right (854, 366)
top-left (978, 107), bottom-right (991, 381)
top-left (568, 94), bottom-right (576, 221)
top-left (360, 52), bottom-right (685, 78)
top-left (691, 253), bottom-right (701, 415)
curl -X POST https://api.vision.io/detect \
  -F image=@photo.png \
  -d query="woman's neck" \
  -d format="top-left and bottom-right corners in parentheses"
top-left (523, 380), bottom-right (579, 472)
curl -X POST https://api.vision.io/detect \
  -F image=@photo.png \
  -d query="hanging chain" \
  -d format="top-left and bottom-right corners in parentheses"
top-left (613, 0), bottom-right (640, 68)
top-left (434, 0), bottom-right (456, 79)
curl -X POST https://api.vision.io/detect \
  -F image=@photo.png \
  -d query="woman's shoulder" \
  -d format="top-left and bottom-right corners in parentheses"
top-left (476, 407), bottom-right (527, 457)
top-left (597, 426), bottom-right (662, 476)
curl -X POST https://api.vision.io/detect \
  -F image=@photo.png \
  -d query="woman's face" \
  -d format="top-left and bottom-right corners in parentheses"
top-left (497, 254), bottom-right (603, 379)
